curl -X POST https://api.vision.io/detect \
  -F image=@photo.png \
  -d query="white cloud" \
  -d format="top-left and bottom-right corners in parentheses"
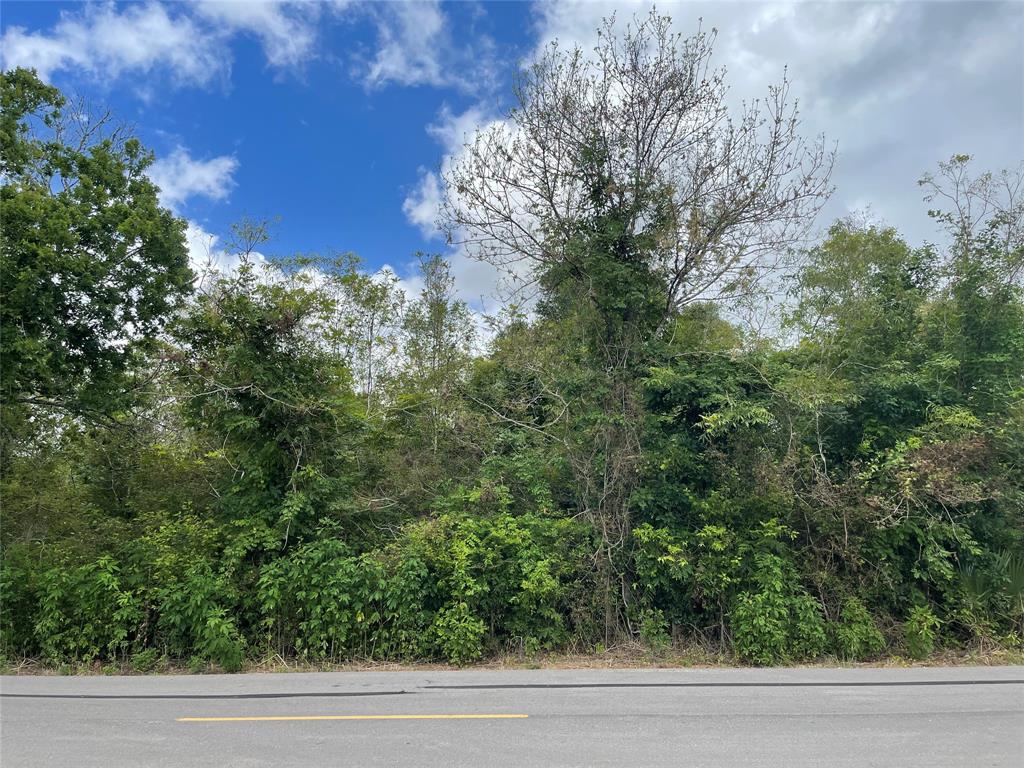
top-left (184, 220), bottom-right (270, 290)
top-left (193, 1), bottom-right (319, 70)
top-left (0, 1), bottom-right (324, 87)
top-left (403, 169), bottom-right (443, 239)
top-left (184, 220), bottom-right (231, 288)
top-left (402, 103), bottom-right (501, 240)
top-left (405, 85), bottom-right (569, 320)
top-left (402, 101), bottom-right (514, 309)
top-left (426, 103), bottom-right (495, 153)
top-left (145, 144), bottom-right (240, 286)
top-left (184, 220), bottom-right (224, 279)
top-left (1, 2), bottom-right (227, 86)
top-left (148, 146), bottom-right (238, 212)
top-left (359, 1), bottom-right (501, 93)
top-left (401, 1), bottom-right (1022, 319)
top-left (2, 0), bottom-right (506, 96)
top-left (363, 1), bottom-right (448, 88)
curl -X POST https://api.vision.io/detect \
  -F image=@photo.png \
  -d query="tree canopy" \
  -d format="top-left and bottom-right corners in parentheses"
top-left (0, 68), bottom-right (192, 427)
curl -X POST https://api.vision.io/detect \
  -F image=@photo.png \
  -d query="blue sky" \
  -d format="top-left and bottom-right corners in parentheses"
top-left (3, 1), bottom-right (1021, 303)
top-left (1, 2), bottom-right (534, 279)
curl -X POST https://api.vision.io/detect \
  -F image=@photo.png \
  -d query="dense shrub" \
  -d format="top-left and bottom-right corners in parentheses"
top-left (832, 597), bottom-right (886, 661)
top-left (1, 74), bottom-right (1020, 669)
top-left (731, 554), bottom-right (827, 665)
top-left (33, 557), bottom-right (142, 663)
top-left (430, 602), bottom-right (486, 665)
top-left (157, 565), bottom-right (245, 671)
top-left (905, 605), bottom-right (941, 659)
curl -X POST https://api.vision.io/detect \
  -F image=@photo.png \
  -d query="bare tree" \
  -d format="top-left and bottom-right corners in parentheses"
top-left (919, 154), bottom-right (1024, 284)
top-left (441, 10), bottom-right (834, 641)
top-left (442, 11), bottom-right (834, 311)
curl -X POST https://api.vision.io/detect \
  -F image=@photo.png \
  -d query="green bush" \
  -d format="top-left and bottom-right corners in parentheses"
top-left (393, 506), bottom-right (583, 653)
top-left (637, 607), bottom-right (671, 654)
top-left (431, 602), bottom-right (486, 664)
top-left (0, 548), bottom-right (40, 657)
top-left (157, 565), bottom-right (244, 671)
top-left (200, 612), bottom-right (246, 672)
top-left (257, 540), bottom-right (432, 661)
top-left (905, 605), bottom-right (940, 659)
top-left (833, 597), bottom-right (886, 661)
top-left (731, 554), bottom-right (826, 665)
top-left (130, 648), bottom-right (162, 673)
top-left (33, 556), bottom-right (142, 663)
top-left (258, 540), bottom-right (363, 660)
top-left (732, 589), bottom-right (789, 665)
top-left (789, 593), bottom-right (828, 659)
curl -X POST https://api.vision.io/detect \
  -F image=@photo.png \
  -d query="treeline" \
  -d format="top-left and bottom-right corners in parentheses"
top-left (2, 15), bottom-right (1022, 671)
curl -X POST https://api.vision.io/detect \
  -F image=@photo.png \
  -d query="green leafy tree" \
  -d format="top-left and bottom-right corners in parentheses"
top-left (397, 254), bottom-right (475, 452)
top-left (171, 241), bottom-right (366, 562)
top-left (0, 68), bottom-right (191, 424)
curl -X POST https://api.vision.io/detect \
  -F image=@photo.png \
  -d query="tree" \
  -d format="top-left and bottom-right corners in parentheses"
top-left (0, 68), bottom-right (192, 426)
top-left (441, 11), bottom-right (832, 638)
top-left (919, 156), bottom-right (1024, 413)
top-left (375, 255), bottom-right (478, 512)
top-left (171, 251), bottom-right (365, 561)
top-left (442, 11), bottom-right (832, 311)
top-left (399, 254), bottom-right (475, 453)
top-left (346, 268), bottom-right (405, 416)
top-left (919, 154), bottom-right (1023, 285)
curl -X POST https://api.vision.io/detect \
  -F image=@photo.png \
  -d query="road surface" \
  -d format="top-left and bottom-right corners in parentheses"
top-left (2, 666), bottom-right (1022, 767)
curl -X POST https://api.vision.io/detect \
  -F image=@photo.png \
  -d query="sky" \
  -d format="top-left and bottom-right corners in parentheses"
top-left (2, 0), bottom-right (1022, 308)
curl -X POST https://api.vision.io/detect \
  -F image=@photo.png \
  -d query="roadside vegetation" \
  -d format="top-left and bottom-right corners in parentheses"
top-left (2, 12), bottom-right (1022, 672)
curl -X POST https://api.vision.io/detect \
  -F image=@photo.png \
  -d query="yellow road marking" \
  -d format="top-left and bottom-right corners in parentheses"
top-left (177, 714), bottom-right (529, 723)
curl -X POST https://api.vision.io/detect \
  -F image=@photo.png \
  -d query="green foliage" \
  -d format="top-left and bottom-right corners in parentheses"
top-left (396, 501), bottom-right (586, 655)
top-left (257, 540), bottom-right (430, 661)
top-left (34, 557), bottom-right (142, 663)
top-left (172, 254), bottom-right (367, 556)
top-left (156, 565), bottom-right (245, 671)
top-left (1, 70), bottom-right (1020, 670)
top-left (430, 603), bottom-right (486, 665)
top-left (632, 524), bottom-right (691, 598)
top-left (0, 68), bottom-right (191, 420)
top-left (0, 546), bottom-right (42, 656)
top-left (731, 554), bottom-right (827, 665)
top-left (905, 605), bottom-right (941, 659)
top-left (833, 598), bottom-right (886, 661)
top-left (130, 648), bottom-right (162, 673)
top-left (637, 608), bottom-right (671, 655)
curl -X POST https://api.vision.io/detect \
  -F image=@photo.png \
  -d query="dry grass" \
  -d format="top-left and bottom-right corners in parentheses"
top-left (4, 644), bottom-right (1022, 676)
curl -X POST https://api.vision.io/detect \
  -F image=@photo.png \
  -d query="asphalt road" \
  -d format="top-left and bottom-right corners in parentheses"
top-left (2, 666), bottom-right (1022, 767)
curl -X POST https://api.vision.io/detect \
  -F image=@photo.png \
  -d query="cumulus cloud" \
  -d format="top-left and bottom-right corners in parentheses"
top-left (148, 146), bottom-right (238, 212)
top-left (401, 103), bottom-right (501, 243)
top-left (359, 1), bottom-right (500, 93)
top-left (2, 0), bottom-right (506, 98)
top-left (401, 102), bottom-right (514, 311)
top-left (403, 169), bottom-right (443, 239)
top-left (426, 103), bottom-right (495, 152)
top-left (193, 1), bottom-right (319, 70)
top-left (1, 1), bottom-right (330, 88)
top-left (400, 1), bottom-right (1022, 318)
top-left (183, 220), bottom-right (267, 290)
top-left (362, 1), bottom-right (448, 88)
top-left (1, 2), bottom-right (227, 86)
top-left (144, 144), bottom-right (240, 286)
